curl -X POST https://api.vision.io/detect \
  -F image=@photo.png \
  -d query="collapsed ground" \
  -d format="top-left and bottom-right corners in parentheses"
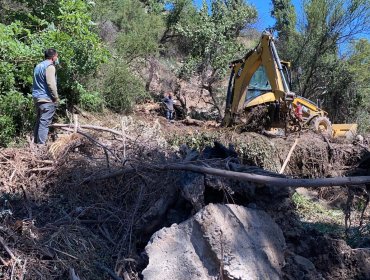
top-left (0, 110), bottom-right (370, 279)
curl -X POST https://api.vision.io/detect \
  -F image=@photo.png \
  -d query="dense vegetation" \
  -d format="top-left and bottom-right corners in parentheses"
top-left (0, 0), bottom-right (369, 146)
top-left (272, 0), bottom-right (370, 128)
top-left (0, 0), bottom-right (109, 145)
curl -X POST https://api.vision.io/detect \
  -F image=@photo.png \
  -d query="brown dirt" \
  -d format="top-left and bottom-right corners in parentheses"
top-left (1, 111), bottom-right (370, 279)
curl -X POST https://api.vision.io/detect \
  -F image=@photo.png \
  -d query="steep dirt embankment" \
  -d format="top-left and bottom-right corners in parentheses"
top-left (0, 113), bottom-right (369, 279)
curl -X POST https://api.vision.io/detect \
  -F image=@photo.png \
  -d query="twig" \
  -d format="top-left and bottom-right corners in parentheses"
top-left (69, 267), bottom-right (81, 280)
top-left (20, 185), bottom-right (32, 219)
top-left (0, 236), bottom-right (16, 260)
top-left (34, 159), bottom-right (54, 164)
top-left (103, 148), bottom-right (111, 170)
top-left (46, 246), bottom-right (78, 260)
top-left (20, 259), bottom-right (27, 280)
top-left (83, 168), bottom-right (135, 182)
top-left (123, 271), bottom-right (130, 280)
top-left (121, 117), bottom-right (127, 159)
top-left (10, 259), bottom-right (16, 280)
top-left (95, 262), bottom-right (123, 280)
top-left (279, 138), bottom-right (299, 174)
top-left (51, 123), bottom-right (135, 141)
top-left (28, 167), bottom-right (54, 172)
top-left (99, 225), bottom-right (116, 246)
top-left (9, 170), bottom-right (16, 182)
top-left (0, 256), bottom-right (10, 266)
top-left (323, 135), bottom-right (333, 150)
top-left (358, 142), bottom-right (370, 152)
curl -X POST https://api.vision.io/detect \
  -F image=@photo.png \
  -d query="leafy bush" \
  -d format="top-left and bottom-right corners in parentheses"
top-left (0, 92), bottom-right (35, 135)
top-left (175, 0), bottom-right (257, 78)
top-left (0, 91), bottom-right (34, 146)
top-left (95, 0), bottom-right (164, 61)
top-left (79, 90), bottom-right (105, 112)
top-left (0, 115), bottom-right (16, 147)
top-left (102, 61), bottom-right (148, 113)
top-left (0, 0), bottom-right (109, 146)
top-left (75, 83), bottom-right (105, 112)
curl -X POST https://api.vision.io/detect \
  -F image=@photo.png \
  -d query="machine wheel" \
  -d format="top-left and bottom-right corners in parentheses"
top-left (311, 116), bottom-right (333, 137)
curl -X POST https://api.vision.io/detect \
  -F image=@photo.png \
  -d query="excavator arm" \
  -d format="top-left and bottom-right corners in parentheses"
top-left (222, 31), bottom-right (357, 139)
top-left (223, 31), bottom-right (294, 126)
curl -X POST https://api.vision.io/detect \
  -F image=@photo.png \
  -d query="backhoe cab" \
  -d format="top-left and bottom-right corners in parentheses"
top-left (223, 31), bottom-right (357, 138)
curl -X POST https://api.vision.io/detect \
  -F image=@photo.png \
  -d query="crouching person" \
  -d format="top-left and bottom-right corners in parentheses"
top-left (32, 48), bottom-right (60, 144)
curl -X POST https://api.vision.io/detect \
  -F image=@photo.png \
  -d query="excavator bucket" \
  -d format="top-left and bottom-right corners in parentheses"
top-left (332, 123), bottom-right (358, 139)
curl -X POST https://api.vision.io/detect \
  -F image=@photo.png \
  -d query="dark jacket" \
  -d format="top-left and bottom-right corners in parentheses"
top-left (163, 96), bottom-right (174, 111)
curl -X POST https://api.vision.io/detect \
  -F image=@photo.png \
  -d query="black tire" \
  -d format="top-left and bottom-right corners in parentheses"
top-left (311, 116), bottom-right (332, 137)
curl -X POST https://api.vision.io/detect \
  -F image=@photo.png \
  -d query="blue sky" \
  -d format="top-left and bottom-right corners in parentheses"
top-left (248, 0), bottom-right (275, 29)
top-left (192, 0), bottom-right (304, 30)
top-left (193, 0), bottom-right (368, 44)
top-left (245, 0), bottom-right (303, 31)
top-left (246, 0), bottom-right (369, 45)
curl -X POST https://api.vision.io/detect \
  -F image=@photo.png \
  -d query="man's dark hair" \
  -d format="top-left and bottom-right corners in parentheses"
top-left (44, 48), bottom-right (57, 59)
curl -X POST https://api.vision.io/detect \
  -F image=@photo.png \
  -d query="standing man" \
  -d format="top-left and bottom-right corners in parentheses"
top-left (32, 48), bottom-right (60, 144)
top-left (162, 92), bottom-right (176, 123)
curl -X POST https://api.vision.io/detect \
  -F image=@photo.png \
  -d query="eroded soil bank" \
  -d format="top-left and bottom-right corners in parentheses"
top-left (0, 115), bottom-right (369, 279)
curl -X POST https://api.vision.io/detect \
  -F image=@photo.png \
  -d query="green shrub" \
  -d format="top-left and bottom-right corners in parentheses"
top-left (0, 92), bottom-right (35, 141)
top-left (79, 90), bottom-right (105, 112)
top-left (0, 115), bottom-right (16, 146)
top-left (74, 82), bottom-right (105, 112)
top-left (102, 61), bottom-right (148, 113)
top-left (0, 0), bottom-right (109, 144)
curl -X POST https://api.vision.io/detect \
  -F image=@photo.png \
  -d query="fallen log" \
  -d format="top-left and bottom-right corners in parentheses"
top-left (92, 162), bottom-right (370, 188)
top-left (180, 117), bottom-right (205, 126)
top-left (159, 163), bottom-right (370, 188)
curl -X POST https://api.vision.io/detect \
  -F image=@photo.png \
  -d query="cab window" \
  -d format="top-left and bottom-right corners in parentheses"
top-left (246, 65), bottom-right (272, 101)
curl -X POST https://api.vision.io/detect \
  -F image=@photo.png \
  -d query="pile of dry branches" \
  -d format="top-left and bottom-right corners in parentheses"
top-left (0, 118), bottom-right (178, 279)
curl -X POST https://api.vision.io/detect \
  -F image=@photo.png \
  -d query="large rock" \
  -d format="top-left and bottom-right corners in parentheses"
top-left (142, 203), bottom-right (286, 280)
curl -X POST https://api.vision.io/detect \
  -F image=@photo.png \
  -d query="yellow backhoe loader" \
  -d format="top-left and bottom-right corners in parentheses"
top-left (222, 31), bottom-right (357, 138)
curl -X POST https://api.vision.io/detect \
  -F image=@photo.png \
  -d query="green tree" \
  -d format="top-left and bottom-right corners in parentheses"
top-left (347, 39), bottom-right (370, 131)
top-left (174, 0), bottom-right (257, 116)
top-left (271, 0), bottom-right (296, 37)
top-left (102, 61), bottom-right (148, 113)
top-left (95, 0), bottom-right (164, 60)
top-left (93, 0), bottom-right (165, 111)
top-left (271, 0), bottom-right (298, 58)
top-left (271, 0), bottom-right (370, 123)
top-left (0, 0), bottom-right (109, 146)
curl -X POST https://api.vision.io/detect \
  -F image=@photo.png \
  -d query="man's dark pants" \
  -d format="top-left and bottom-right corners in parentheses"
top-left (166, 109), bottom-right (173, 121)
top-left (34, 102), bottom-right (56, 144)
